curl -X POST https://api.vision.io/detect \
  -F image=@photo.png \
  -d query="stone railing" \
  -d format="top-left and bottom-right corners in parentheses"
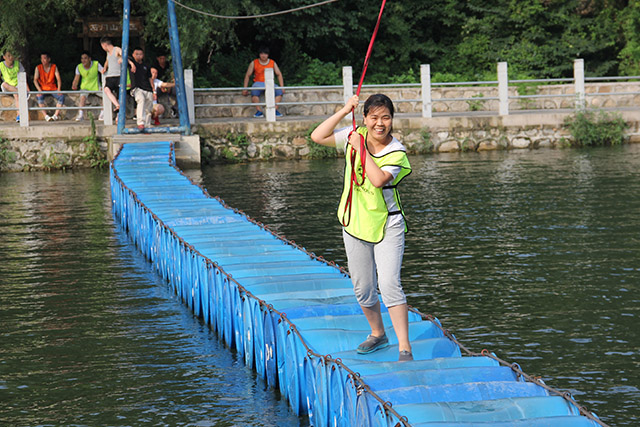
top-left (193, 81), bottom-right (640, 119)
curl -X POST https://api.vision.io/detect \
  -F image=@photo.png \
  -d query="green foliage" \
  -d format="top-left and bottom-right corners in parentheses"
top-left (82, 113), bottom-right (108, 168)
top-left (227, 131), bottom-right (249, 147)
top-left (0, 137), bottom-right (17, 168)
top-left (515, 83), bottom-right (538, 109)
top-left (418, 128), bottom-right (434, 153)
top-left (42, 152), bottom-right (70, 171)
top-left (221, 147), bottom-right (239, 163)
top-left (293, 53), bottom-right (342, 86)
top-left (564, 110), bottom-right (629, 147)
top-left (1, 0), bottom-right (639, 90)
top-left (618, 0), bottom-right (640, 75)
top-left (306, 123), bottom-right (337, 159)
top-left (467, 93), bottom-right (486, 111)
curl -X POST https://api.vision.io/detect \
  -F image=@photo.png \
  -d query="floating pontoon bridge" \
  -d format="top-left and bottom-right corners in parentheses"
top-left (110, 141), bottom-right (604, 426)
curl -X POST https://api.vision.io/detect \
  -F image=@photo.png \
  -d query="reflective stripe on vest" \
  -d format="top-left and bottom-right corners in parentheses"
top-left (78, 61), bottom-right (100, 91)
top-left (0, 61), bottom-right (19, 86)
top-left (337, 127), bottom-right (412, 243)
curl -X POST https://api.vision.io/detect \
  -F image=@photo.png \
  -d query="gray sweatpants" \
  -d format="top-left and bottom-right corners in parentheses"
top-left (342, 220), bottom-right (406, 308)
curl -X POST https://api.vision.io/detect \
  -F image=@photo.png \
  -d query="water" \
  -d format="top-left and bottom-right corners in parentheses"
top-left (193, 145), bottom-right (640, 426)
top-left (1, 146), bottom-right (638, 426)
top-left (0, 171), bottom-right (299, 426)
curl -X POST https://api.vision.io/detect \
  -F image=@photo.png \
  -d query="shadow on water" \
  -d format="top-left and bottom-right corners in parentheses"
top-left (194, 145), bottom-right (640, 426)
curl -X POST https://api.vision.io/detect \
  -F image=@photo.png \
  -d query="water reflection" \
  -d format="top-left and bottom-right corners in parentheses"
top-left (0, 171), bottom-right (302, 426)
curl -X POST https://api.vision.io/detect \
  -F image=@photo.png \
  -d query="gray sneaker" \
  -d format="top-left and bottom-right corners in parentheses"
top-left (399, 350), bottom-right (414, 361)
top-left (357, 334), bottom-right (389, 354)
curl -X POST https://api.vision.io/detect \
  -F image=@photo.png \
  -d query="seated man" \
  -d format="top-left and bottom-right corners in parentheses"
top-left (33, 52), bottom-right (64, 121)
top-left (71, 51), bottom-right (103, 121)
top-left (151, 53), bottom-right (177, 117)
top-left (242, 46), bottom-right (284, 118)
top-left (152, 78), bottom-right (175, 124)
top-left (0, 50), bottom-right (26, 122)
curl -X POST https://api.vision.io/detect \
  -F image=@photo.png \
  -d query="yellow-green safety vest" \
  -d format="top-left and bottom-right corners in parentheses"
top-left (338, 127), bottom-right (412, 243)
top-left (0, 61), bottom-right (19, 86)
top-left (78, 60), bottom-right (100, 91)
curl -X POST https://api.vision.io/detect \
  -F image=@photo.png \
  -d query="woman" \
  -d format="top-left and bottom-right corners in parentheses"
top-left (311, 94), bottom-right (413, 361)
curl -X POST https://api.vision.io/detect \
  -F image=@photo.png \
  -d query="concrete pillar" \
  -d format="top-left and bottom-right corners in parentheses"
top-left (420, 64), bottom-right (432, 118)
top-left (265, 67), bottom-right (276, 122)
top-left (574, 58), bottom-right (585, 110)
top-left (343, 66), bottom-right (354, 121)
top-left (498, 62), bottom-right (509, 116)
top-left (184, 69), bottom-right (195, 124)
top-left (102, 75), bottom-right (113, 126)
top-left (17, 72), bottom-right (29, 127)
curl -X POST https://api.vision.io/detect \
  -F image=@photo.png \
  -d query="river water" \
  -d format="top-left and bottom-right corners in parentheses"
top-left (1, 145), bottom-right (638, 425)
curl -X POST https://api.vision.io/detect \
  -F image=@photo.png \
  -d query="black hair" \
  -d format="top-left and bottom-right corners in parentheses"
top-left (81, 50), bottom-right (91, 58)
top-left (258, 46), bottom-right (270, 55)
top-left (133, 47), bottom-right (144, 53)
top-left (41, 52), bottom-right (51, 58)
top-left (100, 36), bottom-right (113, 45)
top-left (363, 94), bottom-right (395, 117)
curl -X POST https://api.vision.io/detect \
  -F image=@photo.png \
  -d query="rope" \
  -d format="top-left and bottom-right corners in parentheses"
top-left (341, 0), bottom-right (387, 226)
top-left (171, 0), bottom-right (338, 19)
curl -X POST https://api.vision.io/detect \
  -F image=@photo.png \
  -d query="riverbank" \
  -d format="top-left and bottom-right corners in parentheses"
top-left (2, 108), bottom-right (640, 171)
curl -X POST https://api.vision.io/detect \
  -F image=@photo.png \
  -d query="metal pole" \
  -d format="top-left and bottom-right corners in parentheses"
top-left (167, 0), bottom-right (191, 135)
top-left (117, 0), bottom-right (131, 134)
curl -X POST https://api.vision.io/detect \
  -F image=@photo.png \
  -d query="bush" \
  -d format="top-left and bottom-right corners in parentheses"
top-left (306, 123), bottom-right (338, 159)
top-left (564, 110), bottom-right (629, 147)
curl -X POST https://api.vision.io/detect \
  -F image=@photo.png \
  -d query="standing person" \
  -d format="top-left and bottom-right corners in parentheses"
top-left (100, 36), bottom-right (134, 114)
top-left (0, 50), bottom-right (26, 123)
top-left (33, 52), bottom-right (64, 121)
top-left (311, 94), bottom-right (413, 361)
top-left (242, 47), bottom-right (284, 118)
top-left (130, 47), bottom-right (155, 130)
top-left (71, 51), bottom-right (103, 121)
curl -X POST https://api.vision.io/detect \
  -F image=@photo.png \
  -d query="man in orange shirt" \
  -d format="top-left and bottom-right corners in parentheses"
top-left (33, 52), bottom-right (64, 121)
top-left (242, 47), bottom-right (284, 118)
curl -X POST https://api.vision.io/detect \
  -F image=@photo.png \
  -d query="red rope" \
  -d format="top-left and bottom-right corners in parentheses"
top-left (341, 0), bottom-right (387, 226)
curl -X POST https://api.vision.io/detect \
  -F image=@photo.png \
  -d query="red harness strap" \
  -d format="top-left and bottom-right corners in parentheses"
top-left (341, 0), bottom-right (387, 227)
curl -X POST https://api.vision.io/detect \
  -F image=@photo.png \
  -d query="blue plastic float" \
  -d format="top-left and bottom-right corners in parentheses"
top-left (110, 141), bottom-right (605, 426)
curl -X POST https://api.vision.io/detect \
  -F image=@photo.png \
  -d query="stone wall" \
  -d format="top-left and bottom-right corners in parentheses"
top-left (194, 82), bottom-right (640, 118)
top-left (197, 111), bottom-right (640, 163)
top-left (0, 137), bottom-right (108, 172)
